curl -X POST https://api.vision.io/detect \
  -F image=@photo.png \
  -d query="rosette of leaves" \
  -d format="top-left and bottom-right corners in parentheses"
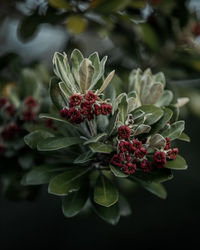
top-left (0, 68), bottom-right (53, 200)
top-left (23, 49), bottom-right (189, 225)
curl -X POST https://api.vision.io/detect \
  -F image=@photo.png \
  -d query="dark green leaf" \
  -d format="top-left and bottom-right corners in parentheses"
top-left (130, 176), bottom-right (167, 199)
top-left (74, 151), bottom-right (94, 164)
top-left (110, 164), bottom-right (128, 178)
top-left (21, 165), bottom-right (67, 185)
top-left (150, 108), bottom-right (173, 135)
top-left (84, 132), bottom-right (107, 145)
top-left (39, 113), bottom-right (70, 124)
top-left (49, 76), bottom-right (67, 110)
top-left (106, 110), bottom-right (119, 136)
top-left (134, 105), bottom-right (164, 125)
top-left (165, 155), bottom-right (188, 170)
top-left (119, 195), bottom-right (132, 217)
top-left (161, 121), bottom-right (185, 140)
top-left (94, 174), bottom-right (119, 207)
top-left (168, 105), bottom-right (179, 123)
top-left (177, 132), bottom-right (190, 142)
top-left (24, 130), bottom-right (54, 149)
top-left (134, 168), bottom-right (173, 183)
top-left (62, 182), bottom-right (89, 218)
top-left (156, 90), bottom-right (173, 107)
top-left (89, 142), bottom-right (114, 154)
top-left (48, 167), bottom-right (90, 196)
top-left (37, 137), bottom-right (82, 151)
top-left (92, 201), bottom-right (120, 225)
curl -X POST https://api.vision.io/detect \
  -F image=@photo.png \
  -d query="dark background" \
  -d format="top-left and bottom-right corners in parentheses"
top-left (1, 0), bottom-right (200, 249)
top-left (0, 115), bottom-right (198, 249)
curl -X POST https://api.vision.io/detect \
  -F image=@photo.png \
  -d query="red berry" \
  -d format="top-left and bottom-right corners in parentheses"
top-left (60, 107), bottom-right (69, 118)
top-left (168, 148), bottom-right (178, 160)
top-left (24, 96), bottom-right (38, 108)
top-left (164, 137), bottom-right (171, 150)
top-left (123, 162), bottom-right (136, 175)
top-left (22, 110), bottom-right (36, 122)
top-left (135, 147), bottom-right (147, 159)
top-left (0, 97), bottom-right (8, 108)
top-left (154, 151), bottom-right (166, 168)
top-left (110, 154), bottom-right (123, 167)
top-left (1, 123), bottom-right (19, 140)
top-left (5, 104), bottom-right (15, 116)
top-left (119, 141), bottom-right (130, 153)
top-left (140, 159), bottom-right (153, 173)
top-left (69, 108), bottom-right (83, 124)
top-left (192, 23), bottom-right (200, 36)
top-left (85, 91), bottom-right (98, 104)
top-left (69, 94), bottom-right (82, 107)
top-left (118, 125), bottom-right (131, 139)
top-left (93, 104), bottom-right (102, 116)
top-left (130, 139), bottom-right (142, 152)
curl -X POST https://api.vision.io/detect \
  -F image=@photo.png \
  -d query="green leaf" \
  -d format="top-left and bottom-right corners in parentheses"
top-left (79, 58), bottom-right (94, 92)
top-left (133, 124), bottom-right (151, 136)
top-left (89, 52), bottom-right (100, 80)
top-left (143, 83), bottom-right (163, 105)
top-left (161, 121), bottom-right (185, 140)
top-left (62, 182), bottom-right (89, 218)
top-left (37, 137), bottom-right (82, 151)
top-left (89, 56), bottom-right (107, 90)
top-left (177, 132), bottom-right (190, 142)
top-left (74, 151), bottom-right (94, 164)
top-left (134, 105), bottom-right (164, 125)
top-left (156, 90), bottom-right (173, 107)
top-left (24, 130), bottom-right (54, 149)
top-left (142, 181), bottom-right (167, 199)
top-left (110, 164), bottom-right (128, 178)
top-left (84, 132), bottom-right (107, 145)
top-left (106, 110), bottom-right (119, 136)
top-left (48, 167), bottom-right (90, 196)
top-left (71, 49), bottom-right (84, 85)
top-left (131, 176), bottom-right (167, 199)
top-left (21, 165), bottom-right (67, 185)
top-left (118, 94), bottom-right (128, 124)
top-left (119, 195), bottom-right (132, 217)
top-left (140, 23), bottom-right (160, 51)
top-left (134, 168), bottom-right (173, 183)
top-left (53, 52), bottom-right (76, 93)
top-left (49, 76), bottom-right (67, 110)
top-left (89, 142), bottom-right (114, 154)
top-left (94, 174), bottom-right (119, 207)
top-left (98, 70), bottom-right (115, 94)
top-left (165, 155), bottom-right (188, 170)
top-left (150, 108), bottom-right (173, 135)
top-left (149, 134), bottom-right (166, 149)
top-left (168, 105), bottom-right (179, 123)
top-left (93, 0), bottom-right (130, 13)
top-left (92, 201), bottom-right (120, 225)
top-left (39, 113), bottom-right (71, 125)
top-left (48, 0), bottom-right (71, 9)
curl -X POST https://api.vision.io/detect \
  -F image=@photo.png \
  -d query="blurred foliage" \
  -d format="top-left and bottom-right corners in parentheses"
top-left (0, 1), bottom-right (200, 113)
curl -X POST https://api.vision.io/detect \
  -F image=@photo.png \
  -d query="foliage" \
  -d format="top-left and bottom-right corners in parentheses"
top-left (23, 50), bottom-right (189, 224)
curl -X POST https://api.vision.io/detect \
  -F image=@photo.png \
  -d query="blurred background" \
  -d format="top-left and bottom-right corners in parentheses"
top-left (0, 0), bottom-right (200, 249)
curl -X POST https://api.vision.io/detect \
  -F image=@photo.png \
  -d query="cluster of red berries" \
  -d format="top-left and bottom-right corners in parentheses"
top-left (192, 23), bottom-right (200, 36)
top-left (22, 96), bottom-right (38, 122)
top-left (111, 125), bottom-right (179, 175)
top-left (0, 96), bottom-right (38, 122)
top-left (60, 91), bottom-right (112, 124)
top-left (0, 96), bottom-right (39, 156)
top-left (0, 97), bottom-right (15, 116)
top-left (111, 125), bottom-right (151, 175)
